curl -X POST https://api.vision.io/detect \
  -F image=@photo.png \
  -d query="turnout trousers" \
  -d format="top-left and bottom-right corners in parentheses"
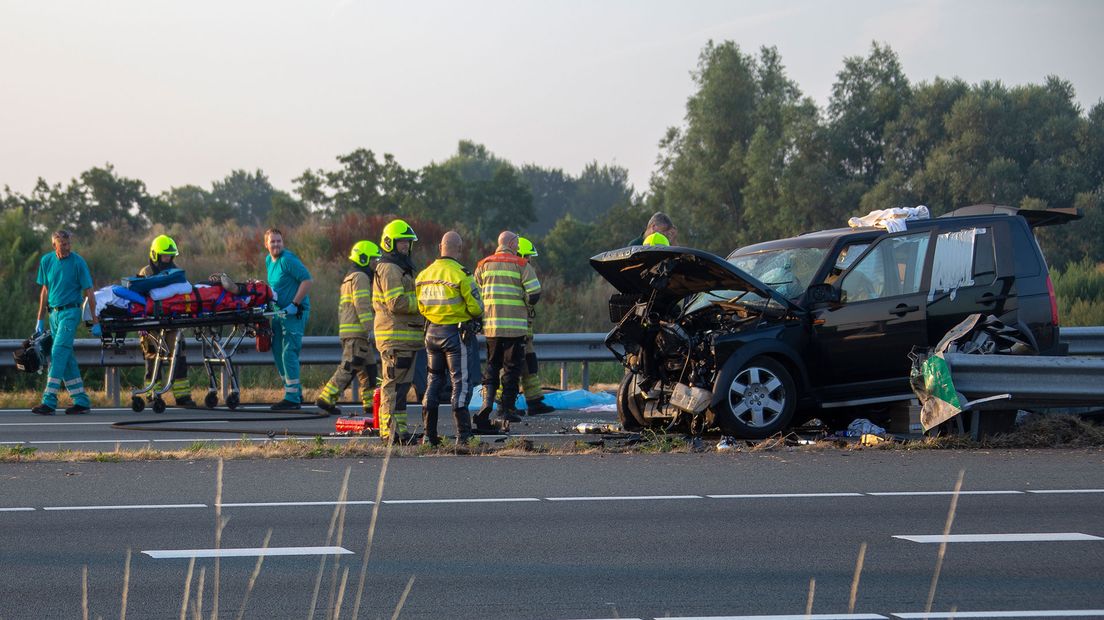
top-left (271, 310), bottom-right (309, 404)
top-left (423, 324), bottom-right (477, 442)
top-left (141, 330), bottom-right (190, 404)
top-left (42, 307), bottom-right (90, 409)
top-left (478, 336), bottom-right (525, 419)
top-left (377, 347), bottom-right (417, 439)
top-left (318, 337), bottom-right (377, 411)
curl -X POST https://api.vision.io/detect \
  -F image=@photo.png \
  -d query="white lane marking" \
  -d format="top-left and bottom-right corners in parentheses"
top-left (708, 493), bottom-right (864, 499)
top-left (219, 501), bottom-right (376, 507)
top-left (44, 504), bottom-right (207, 511)
top-left (545, 495), bottom-right (702, 502)
top-left (665, 615), bottom-right (887, 620)
top-left (662, 608), bottom-right (887, 613)
top-left (894, 533), bottom-right (1103, 543)
top-left (869, 491), bottom-right (1023, 496)
top-left (383, 498), bottom-right (541, 504)
top-left (893, 610), bottom-right (1104, 618)
top-left (0, 507), bottom-right (35, 512)
top-left (143, 546), bottom-right (352, 559)
top-left (1028, 489), bottom-right (1104, 494)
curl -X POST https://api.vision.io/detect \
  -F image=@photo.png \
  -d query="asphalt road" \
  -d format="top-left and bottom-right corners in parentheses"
top-left (0, 404), bottom-right (616, 451)
top-left (2, 450), bottom-right (1103, 619)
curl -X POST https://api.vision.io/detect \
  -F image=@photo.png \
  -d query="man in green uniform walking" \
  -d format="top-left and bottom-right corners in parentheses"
top-left (265, 228), bottom-right (313, 410)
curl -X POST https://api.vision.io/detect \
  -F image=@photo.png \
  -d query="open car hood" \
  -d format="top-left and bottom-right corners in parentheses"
top-left (590, 245), bottom-right (802, 312)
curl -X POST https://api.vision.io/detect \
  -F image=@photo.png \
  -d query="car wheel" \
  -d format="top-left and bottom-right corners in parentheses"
top-left (616, 371), bottom-right (646, 432)
top-left (715, 356), bottom-right (796, 439)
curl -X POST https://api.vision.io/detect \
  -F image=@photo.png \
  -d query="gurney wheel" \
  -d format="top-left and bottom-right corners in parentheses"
top-left (152, 397), bottom-right (167, 414)
top-left (204, 392), bottom-right (219, 409)
top-left (227, 393), bottom-right (240, 410)
top-left (131, 396), bottom-right (145, 413)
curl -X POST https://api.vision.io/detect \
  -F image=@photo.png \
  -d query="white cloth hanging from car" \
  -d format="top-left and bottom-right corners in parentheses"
top-left (848, 205), bottom-right (930, 232)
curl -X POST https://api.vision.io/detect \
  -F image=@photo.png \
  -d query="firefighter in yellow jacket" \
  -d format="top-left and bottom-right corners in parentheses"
top-left (514, 237), bottom-right (555, 414)
top-left (138, 235), bottom-right (194, 407)
top-left (415, 231), bottom-right (483, 445)
top-left (316, 240), bottom-right (381, 416)
top-left (373, 219), bottom-right (425, 442)
top-left (474, 231), bottom-right (541, 428)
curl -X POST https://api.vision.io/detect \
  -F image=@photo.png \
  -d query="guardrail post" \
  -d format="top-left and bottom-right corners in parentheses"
top-left (581, 361), bottom-right (590, 392)
top-left (351, 377), bottom-right (359, 402)
top-left (104, 367), bottom-right (121, 408)
top-left (221, 368), bottom-right (230, 401)
top-left (559, 362), bottom-right (568, 390)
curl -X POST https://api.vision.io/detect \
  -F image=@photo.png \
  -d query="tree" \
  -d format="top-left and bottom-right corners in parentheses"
top-left (210, 169), bottom-right (299, 225)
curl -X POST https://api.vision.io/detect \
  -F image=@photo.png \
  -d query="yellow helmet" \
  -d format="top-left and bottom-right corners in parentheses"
top-left (643, 232), bottom-right (669, 246)
top-left (517, 236), bottom-right (538, 258)
top-left (349, 240), bottom-right (381, 267)
top-left (380, 219), bottom-right (417, 253)
top-left (149, 234), bottom-right (179, 262)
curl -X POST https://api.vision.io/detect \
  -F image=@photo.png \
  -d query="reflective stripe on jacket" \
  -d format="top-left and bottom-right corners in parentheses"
top-left (416, 257), bottom-right (483, 326)
top-left (474, 250), bottom-right (540, 338)
top-left (372, 260), bottom-right (425, 351)
top-left (338, 270), bottom-right (374, 340)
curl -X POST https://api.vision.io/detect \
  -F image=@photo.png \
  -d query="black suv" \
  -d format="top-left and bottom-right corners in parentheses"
top-left (591, 205), bottom-right (1079, 438)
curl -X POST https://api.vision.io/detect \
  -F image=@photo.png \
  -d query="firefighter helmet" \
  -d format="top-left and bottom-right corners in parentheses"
top-left (349, 240), bottom-right (381, 267)
top-left (149, 234), bottom-right (179, 262)
top-left (643, 232), bottom-right (669, 246)
top-left (517, 236), bottom-right (538, 258)
top-left (380, 219), bottom-right (417, 253)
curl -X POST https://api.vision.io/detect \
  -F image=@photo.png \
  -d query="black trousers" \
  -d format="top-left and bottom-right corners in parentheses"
top-left (424, 323), bottom-right (479, 439)
top-left (479, 336), bottom-right (526, 416)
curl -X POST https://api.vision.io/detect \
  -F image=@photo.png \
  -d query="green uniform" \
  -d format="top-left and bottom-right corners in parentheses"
top-left (266, 249), bottom-right (312, 404)
top-left (37, 252), bottom-right (94, 409)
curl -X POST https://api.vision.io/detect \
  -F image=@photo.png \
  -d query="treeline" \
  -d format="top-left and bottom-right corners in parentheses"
top-left (3, 41), bottom-right (1104, 331)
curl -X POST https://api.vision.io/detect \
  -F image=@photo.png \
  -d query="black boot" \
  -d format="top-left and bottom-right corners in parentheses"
top-left (526, 397), bottom-right (556, 415)
top-left (454, 407), bottom-right (473, 442)
top-left (422, 407), bottom-right (440, 446)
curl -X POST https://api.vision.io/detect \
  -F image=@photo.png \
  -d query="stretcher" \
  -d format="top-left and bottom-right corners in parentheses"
top-left (99, 308), bottom-right (275, 413)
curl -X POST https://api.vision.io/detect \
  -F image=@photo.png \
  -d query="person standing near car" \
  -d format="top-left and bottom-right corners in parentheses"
top-left (415, 231), bottom-right (483, 445)
top-left (473, 231), bottom-right (541, 428)
top-left (512, 236), bottom-right (554, 414)
top-left (316, 240), bottom-right (381, 416)
top-left (373, 219), bottom-right (425, 443)
top-left (32, 230), bottom-right (98, 415)
top-left (265, 227), bottom-right (312, 410)
top-left (629, 212), bottom-right (678, 246)
top-left (136, 234), bottom-right (195, 407)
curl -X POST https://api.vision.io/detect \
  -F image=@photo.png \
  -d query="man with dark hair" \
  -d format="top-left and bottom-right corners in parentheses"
top-left (265, 227), bottom-right (313, 410)
top-left (32, 230), bottom-right (98, 415)
top-left (629, 212), bottom-right (678, 246)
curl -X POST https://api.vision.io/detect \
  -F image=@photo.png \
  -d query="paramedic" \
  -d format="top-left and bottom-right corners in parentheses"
top-left (265, 228), bottom-right (313, 410)
top-left (32, 230), bottom-right (98, 415)
top-left (629, 212), bottom-right (678, 246)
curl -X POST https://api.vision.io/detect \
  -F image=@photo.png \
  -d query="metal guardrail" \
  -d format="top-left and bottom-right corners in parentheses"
top-left (3, 328), bottom-right (1102, 407)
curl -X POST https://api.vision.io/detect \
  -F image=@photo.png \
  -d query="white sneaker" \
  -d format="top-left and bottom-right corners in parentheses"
top-left (716, 436), bottom-right (737, 451)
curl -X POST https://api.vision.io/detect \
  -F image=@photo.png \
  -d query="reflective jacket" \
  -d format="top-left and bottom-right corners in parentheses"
top-left (474, 249), bottom-right (541, 338)
top-left (338, 269), bottom-right (374, 340)
top-left (372, 256), bottom-right (425, 351)
top-left (416, 257), bottom-right (483, 326)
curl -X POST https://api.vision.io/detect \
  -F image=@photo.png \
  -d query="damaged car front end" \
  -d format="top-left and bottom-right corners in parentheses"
top-left (591, 246), bottom-right (810, 439)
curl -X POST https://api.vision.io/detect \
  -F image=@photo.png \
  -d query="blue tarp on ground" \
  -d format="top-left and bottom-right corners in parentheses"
top-left (467, 389), bottom-right (616, 411)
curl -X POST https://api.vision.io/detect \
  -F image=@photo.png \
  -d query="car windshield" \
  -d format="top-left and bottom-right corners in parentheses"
top-left (681, 246), bottom-right (829, 315)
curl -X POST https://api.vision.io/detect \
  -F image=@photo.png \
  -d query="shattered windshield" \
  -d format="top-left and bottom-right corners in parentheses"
top-left (728, 247), bottom-right (829, 298)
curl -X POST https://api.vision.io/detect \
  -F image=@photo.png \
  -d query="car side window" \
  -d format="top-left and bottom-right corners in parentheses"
top-left (841, 231), bottom-right (930, 302)
top-left (929, 226), bottom-right (996, 301)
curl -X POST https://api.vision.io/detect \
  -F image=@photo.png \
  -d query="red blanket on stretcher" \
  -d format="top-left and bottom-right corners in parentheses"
top-left (138, 281), bottom-right (275, 317)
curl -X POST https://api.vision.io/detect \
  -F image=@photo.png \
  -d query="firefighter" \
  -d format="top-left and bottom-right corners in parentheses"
top-left (373, 219), bottom-right (425, 443)
top-left (415, 231), bottom-right (483, 445)
top-left (513, 236), bottom-right (554, 414)
top-left (265, 227), bottom-right (313, 410)
top-left (32, 230), bottom-right (98, 415)
top-left (315, 240), bottom-right (381, 416)
top-left (629, 212), bottom-right (678, 246)
top-left (137, 234), bottom-right (195, 407)
top-left (473, 231), bottom-right (541, 428)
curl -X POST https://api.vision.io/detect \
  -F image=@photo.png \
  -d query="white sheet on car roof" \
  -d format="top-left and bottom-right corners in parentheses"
top-left (848, 205), bottom-right (930, 232)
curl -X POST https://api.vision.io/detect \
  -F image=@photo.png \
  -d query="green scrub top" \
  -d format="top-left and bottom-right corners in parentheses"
top-left (37, 252), bottom-right (93, 308)
top-left (266, 249), bottom-right (312, 311)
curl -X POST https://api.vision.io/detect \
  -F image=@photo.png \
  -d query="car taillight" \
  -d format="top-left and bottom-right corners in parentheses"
top-left (1046, 273), bottom-right (1060, 327)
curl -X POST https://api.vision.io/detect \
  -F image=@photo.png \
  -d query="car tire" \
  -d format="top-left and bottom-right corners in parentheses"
top-left (714, 356), bottom-right (796, 439)
top-left (616, 371), bottom-right (646, 432)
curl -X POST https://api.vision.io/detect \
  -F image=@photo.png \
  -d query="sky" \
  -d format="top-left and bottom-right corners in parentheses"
top-left (2, 0), bottom-right (1102, 198)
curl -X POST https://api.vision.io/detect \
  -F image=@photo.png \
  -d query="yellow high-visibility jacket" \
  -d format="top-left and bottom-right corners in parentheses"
top-left (416, 257), bottom-right (483, 326)
top-left (338, 269), bottom-right (374, 340)
top-left (474, 250), bottom-right (541, 338)
top-left (372, 258), bottom-right (425, 351)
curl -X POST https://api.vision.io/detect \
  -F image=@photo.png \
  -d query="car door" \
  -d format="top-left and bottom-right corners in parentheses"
top-left (811, 229), bottom-right (933, 398)
top-left (925, 222), bottom-right (1011, 343)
